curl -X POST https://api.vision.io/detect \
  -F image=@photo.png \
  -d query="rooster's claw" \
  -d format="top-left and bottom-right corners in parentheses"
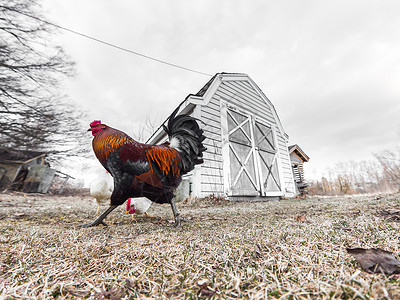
top-left (78, 220), bottom-right (108, 228)
top-left (78, 205), bottom-right (117, 228)
top-left (173, 216), bottom-right (181, 228)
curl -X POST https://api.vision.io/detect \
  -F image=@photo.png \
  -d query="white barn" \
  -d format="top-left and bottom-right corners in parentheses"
top-left (148, 73), bottom-right (296, 200)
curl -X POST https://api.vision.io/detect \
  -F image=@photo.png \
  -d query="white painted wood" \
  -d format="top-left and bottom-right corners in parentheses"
top-left (249, 116), bottom-right (261, 196)
top-left (146, 73), bottom-right (296, 198)
top-left (220, 100), bottom-right (231, 196)
top-left (191, 105), bottom-right (203, 197)
top-left (272, 124), bottom-right (285, 196)
top-left (221, 103), bottom-right (284, 197)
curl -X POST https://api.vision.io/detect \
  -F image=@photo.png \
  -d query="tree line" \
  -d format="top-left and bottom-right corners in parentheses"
top-left (308, 147), bottom-right (400, 196)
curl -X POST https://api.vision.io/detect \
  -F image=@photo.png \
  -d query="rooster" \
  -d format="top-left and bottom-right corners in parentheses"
top-left (79, 107), bottom-right (206, 228)
top-left (126, 198), bottom-right (153, 221)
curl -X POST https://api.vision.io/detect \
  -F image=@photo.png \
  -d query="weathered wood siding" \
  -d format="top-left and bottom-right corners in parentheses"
top-left (199, 96), bottom-right (224, 195)
top-left (198, 78), bottom-right (295, 197)
top-left (278, 135), bottom-right (296, 194)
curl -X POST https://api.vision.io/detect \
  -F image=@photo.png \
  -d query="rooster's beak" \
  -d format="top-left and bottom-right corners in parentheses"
top-left (126, 210), bottom-right (129, 214)
top-left (88, 128), bottom-right (92, 131)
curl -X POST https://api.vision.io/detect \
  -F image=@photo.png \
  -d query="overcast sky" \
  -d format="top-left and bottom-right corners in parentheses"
top-left (41, 0), bottom-right (400, 180)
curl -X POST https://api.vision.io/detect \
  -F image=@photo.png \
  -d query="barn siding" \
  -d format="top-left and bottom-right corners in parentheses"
top-left (147, 73), bottom-right (296, 198)
top-left (199, 95), bottom-right (224, 196)
top-left (199, 77), bottom-right (295, 197)
top-left (277, 134), bottom-right (295, 194)
top-left (217, 82), bottom-right (276, 123)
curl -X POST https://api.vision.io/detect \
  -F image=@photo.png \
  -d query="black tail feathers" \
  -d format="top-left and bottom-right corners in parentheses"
top-left (163, 107), bottom-right (207, 174)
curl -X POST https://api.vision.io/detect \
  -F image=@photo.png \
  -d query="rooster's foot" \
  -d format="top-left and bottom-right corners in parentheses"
top-left (144, 213), bottom-right (156, 219)
top-left (78, 205), bottom-right (118, 228)
top-left (78, 220), bottom-right (108, 228)
top-left (173, 216), bottom-right (181, 228)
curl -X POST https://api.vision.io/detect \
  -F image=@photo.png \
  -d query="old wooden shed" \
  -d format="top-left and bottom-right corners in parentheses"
top-left (0, 148), bottom-right (56, 193)
top-left (148, 73), bottom-right (297, 199)
top-left (288, 144), bottom-right (309, 195)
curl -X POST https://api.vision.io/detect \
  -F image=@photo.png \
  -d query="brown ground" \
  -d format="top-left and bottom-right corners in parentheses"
top-left (0, 192), bottom-right (400, 299)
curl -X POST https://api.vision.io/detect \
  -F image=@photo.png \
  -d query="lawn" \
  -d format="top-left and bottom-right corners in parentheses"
top-left (0, 192), bottom-right (399, 299)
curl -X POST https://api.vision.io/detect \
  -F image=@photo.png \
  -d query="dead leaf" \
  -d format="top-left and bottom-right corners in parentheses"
top-left (253, 243), bottom-right (264, 258)
top-left (377, 209), bottom-right (400, 222)
top-left (200, 289), bottom-right (216, 297)
top-left (197, 279), bottom-right (209, 286)
top-left (295, 214), bottom-right (307, 222)
top-left (387, 208), bottom-right (400, 214)
top-left (13, 213), bottom-right (26, 218)
top-left (95, 290), bottom-right (121, 300)
top-left (346, 248), bottom-right (400, 274)
top-left (333, 226), bottom-right (352, 231)
top-left (197, 279), bottom-right (216, 297)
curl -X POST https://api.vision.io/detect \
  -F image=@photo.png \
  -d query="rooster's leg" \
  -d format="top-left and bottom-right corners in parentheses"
top-left (95, 204), bottom-right (100, 216)
top-left (78, 205), bottom-right (118, 228)
top-left (144, 212), bottom-right (154, 218)
top-left (170, 198), bottom-right (181, 227)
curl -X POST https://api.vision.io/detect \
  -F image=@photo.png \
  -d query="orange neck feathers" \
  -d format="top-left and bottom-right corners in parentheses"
top-left (92, 128), bottom-right (132, 162)
top-left (146, 147), bottom-right (181, 176)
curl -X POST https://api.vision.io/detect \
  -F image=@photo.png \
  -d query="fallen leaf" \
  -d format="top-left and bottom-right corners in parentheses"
top-left (346, 248), bottom-right (400, 274)
top-left (200, 288), bottom-right (216, 297)
top-left (197, 279), bottom-right (209, 286)
top-left (295, 214), bottom-right (307, 222)
top-left (333, 226), bottom-right (352, 231)
top-left (13, 213), bottom-right (26, 218)
top-left (377, 209), bottom-right (400, 222)
top-left (197, 279), bottom-right (216, 297)
top-left (253, 243), bottom-right (264, 258)
top-left (95, 289), bottom-right (121, 300)
top-left (387, 208), bottom-right (400, 214)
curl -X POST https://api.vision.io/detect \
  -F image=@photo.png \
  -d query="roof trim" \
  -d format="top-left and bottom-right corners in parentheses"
top-left (147, 72), bottom-right (289, 143)
top-left (0, 148), bottom-right (46, 164)
top-left (289, 144), bottom-right (310, 162)
top-left (199, 73), bottom-right (288, 137)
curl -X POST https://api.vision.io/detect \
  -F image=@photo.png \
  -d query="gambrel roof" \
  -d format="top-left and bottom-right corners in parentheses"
top-left (148, 72), bottom-right (288, 144)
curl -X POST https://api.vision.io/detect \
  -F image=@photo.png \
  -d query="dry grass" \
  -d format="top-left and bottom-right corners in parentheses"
top-left (0, 192), bottom-right (400, 299)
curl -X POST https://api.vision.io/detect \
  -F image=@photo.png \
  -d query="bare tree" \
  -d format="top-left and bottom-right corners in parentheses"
top-left (0, 0), bottom-right (89, 161)
top-left (131, 113), bottom-right (163, 142)
top-left (375, 148), bottom-right (400, 189)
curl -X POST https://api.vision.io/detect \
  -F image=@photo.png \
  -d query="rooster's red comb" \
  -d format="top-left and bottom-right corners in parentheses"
top-left (90, 120), bottom-right (102, 127)
top-left (126, 198), bottom-right (132, 210)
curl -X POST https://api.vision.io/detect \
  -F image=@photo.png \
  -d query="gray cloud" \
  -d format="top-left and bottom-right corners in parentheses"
top-left (43, 0), bottom-right (400, 179)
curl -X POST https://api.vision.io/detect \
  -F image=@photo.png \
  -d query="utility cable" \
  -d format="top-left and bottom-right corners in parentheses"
top-left (11, 8), bottom-right (213, 77)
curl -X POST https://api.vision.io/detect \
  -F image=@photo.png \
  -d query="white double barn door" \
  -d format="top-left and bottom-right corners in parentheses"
top-left (222, 106), bottom-right (282, 197)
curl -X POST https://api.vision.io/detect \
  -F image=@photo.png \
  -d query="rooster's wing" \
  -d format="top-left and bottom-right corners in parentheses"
top-left (106, 141), bottom-right (183, 191)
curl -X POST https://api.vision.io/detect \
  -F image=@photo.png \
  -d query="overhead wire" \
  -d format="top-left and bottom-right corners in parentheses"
top-left (11, 8), bottom-right (213, 77)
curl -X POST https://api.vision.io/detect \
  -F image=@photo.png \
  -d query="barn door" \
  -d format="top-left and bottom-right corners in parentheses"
top-left (253, 121), bottom-right (281, 195)
top-left (223, 106), bottom-right (282, 196)
top-left (226, 109), bottom-right (259, 196)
